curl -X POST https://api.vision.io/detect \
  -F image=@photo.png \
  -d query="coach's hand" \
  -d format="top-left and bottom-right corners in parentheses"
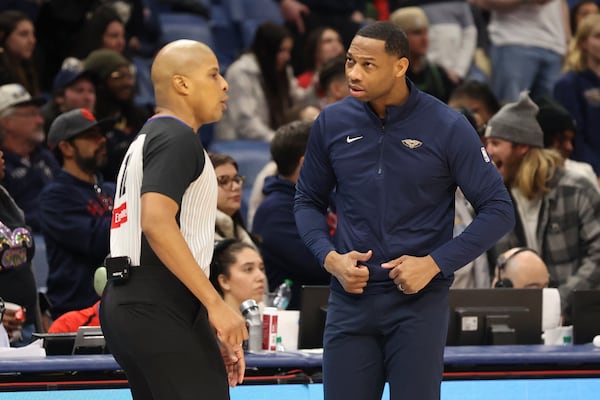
top-left (382, 255), bottom-right (440, 294)
top-left (324, 250), bottom-right (372, 294)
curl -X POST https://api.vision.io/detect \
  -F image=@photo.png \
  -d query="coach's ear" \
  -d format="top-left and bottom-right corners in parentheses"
top-left (395, 57), bottom-right (409, 78)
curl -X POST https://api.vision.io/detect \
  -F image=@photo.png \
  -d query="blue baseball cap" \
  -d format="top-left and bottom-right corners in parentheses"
top-left (52, 57), bottom-right (95, 94)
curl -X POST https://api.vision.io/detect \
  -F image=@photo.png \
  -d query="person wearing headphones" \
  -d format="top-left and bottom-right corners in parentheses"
top-left (492, 247), bottom-right (550, 289)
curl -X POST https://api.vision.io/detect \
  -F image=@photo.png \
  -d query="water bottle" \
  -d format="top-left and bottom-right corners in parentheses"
top-left (240, 299), bottom-right (262, 352)
top-left (272, 279), bottom-right (293, 310)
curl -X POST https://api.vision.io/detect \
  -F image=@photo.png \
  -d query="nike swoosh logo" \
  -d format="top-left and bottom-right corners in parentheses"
top-left (346, 135), bottom-right (364, 143)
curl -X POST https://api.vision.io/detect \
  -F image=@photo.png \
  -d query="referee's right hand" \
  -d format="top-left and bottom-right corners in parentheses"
top-left (210, 300), bottom-right (248, 348)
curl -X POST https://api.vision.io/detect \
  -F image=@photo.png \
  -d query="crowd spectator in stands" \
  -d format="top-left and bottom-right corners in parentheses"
top-left (41, 57), bottom-right (96, 136)
top-left (391, 0), bottom-right (477, 83)
top-left (484, 91), bottom-right (600, 314)
top-left (473, 0), bottom-right (568, 104)
top-left (40, 108), bottom-right (115, 319)
top-left (72, 5), bottom-right (126, 59)
top-left (246, 56), bottom-right (348, 229)
top-left (47, 266), bottom-right (106, 333)
top-left (448, 80), bottom-right (501, 131)
top-left (215, 22), bottom-right (316, 142)
top-left (83, 48), bottom-right (150, 182)
top-left (209, 153), bottom-right (257, 247)
top-left (569, 0), bottom-right (599, 35)
top-left (536, 98), bottom-right (600, 189)
top-left (0, 10), bottom-right (39, 95)
top-left (390, 7), bottom-right (457, 103)
top-left (210, 239), bottom-right (267, 313)
top-left (278, 0), bottom-right (366, 74)
top-left (252, 121), bottom-right (330, 310)
top-left (554, 14), bottom-right (600, 176)
top-left (0, 149), bottom-right (39, 346)
top-left (492, 247), bottom-right (550, 289)
top-left (296, 27), bottom-right (344, 89)
top-left (0, 83), bottom-right (58, 232)
top-left (317, 54), bottom-right (351, 106)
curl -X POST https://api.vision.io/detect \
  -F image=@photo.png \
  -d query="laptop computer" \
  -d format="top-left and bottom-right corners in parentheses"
top-left (298, 285), bottom-right (329, 349)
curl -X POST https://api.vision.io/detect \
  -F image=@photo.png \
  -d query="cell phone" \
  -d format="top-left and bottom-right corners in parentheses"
top-left (104, 256), bottom-right (131, 283)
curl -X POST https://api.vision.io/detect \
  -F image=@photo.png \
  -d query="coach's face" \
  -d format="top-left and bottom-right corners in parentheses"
top-left (345, 36), bottom-right (407, 107)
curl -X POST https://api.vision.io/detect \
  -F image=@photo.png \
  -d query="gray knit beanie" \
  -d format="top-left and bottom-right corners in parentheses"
top-left (484, 91), bottom-right (544, 148)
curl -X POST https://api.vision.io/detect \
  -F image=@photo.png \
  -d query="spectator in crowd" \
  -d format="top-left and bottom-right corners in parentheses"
top-left (71, 4), bottom-right (127, 59)
top-left (246, 54), bottom-right (349, 225)
top-left (0, 149), bottom-right (39, 346)
top-left (41, 57), bottom-right (96, 136)
top-left (209, 153), bottom-right (257, 247)
top-left (390, 7), bottom-right (457, 103)
top-left (278, 0), bottom-right (366, 74)
top-left (40, 108), bottom-right (115, 319)
top-left (485, 91), bottom-right (600, 315)
top-left (317, 54), bottom-right (351, 106)
top-left (554, 13), bottom-right (600, 176)
top-left (448, 79), bottom-right (501, 131)
top-left (0, 10), bottom-right (39, 95)
top-left (252, 120), bottom-right (330, 310)
top-left (473, 0), bottom-right (568, 103)
top-left (215, 22), bottom-right (316, 142)
top-left (47, 265), bottom-right (106, 333)
top-left (391, 0), bottom-right (477, 83)
top-left (83, 48), bottom-right (151, 182)
top-left (536, 98), bottom-right (599, 189)
top-left (0, 83), bottom-right (59, 232)
top-left (569, 0), bottom-right (599, 35)
top-left (492, 247), bottom-right (550, 289)
top-left (296, 27), bottom-right (344, 89)
top-left (209, 239), bottom-right (267, 313)
top-left (246, 56), bottom-right (349, 229)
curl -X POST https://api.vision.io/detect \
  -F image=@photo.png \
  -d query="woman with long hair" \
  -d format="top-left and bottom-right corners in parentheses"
top-left (0, 10), bottom-right (39, 95)
top-left (554, 14), bottom-right (600, 177)
top-left (71, 5), bottom-right (127, 59)
top-left (297, 26), bottom-right (344, 89)
top-left (216, 22), bottom-right (317, 142)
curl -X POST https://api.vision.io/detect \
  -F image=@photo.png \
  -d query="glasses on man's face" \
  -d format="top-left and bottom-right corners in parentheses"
top-left (216, 174), bottom-right (245, 188)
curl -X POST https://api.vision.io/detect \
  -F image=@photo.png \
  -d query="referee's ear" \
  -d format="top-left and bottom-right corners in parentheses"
top-left (172, 74), bottom-right (189, 95)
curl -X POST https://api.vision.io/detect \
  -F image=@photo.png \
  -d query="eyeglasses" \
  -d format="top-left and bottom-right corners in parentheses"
top-left (109, 65), bottom-right (136, 81)
top-left (216, 174), bottom-right (245, 187)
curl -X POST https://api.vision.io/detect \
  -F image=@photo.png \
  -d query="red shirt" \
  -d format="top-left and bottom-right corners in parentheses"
top-left (48, 301), bottom-right (101, 333)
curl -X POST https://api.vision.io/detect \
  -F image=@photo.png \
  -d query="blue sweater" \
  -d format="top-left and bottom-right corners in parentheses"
top-left (39, 171), bottom-right (115, 318)
top-left (553, 70), bottom-right (600, 175)
top-left (252, 175), bottom-right (330, 309)
top-left (0, 146), bottom-right (60, 232)
top-left (294, 82), bottom-right (514, 294)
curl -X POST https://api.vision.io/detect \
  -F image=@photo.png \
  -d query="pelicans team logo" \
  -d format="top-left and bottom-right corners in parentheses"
top-left (402, 139), bottom-right (422, 149)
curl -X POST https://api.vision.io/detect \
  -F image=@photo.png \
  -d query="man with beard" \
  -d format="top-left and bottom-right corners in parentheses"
top-left (40, 108), bottom-right (116, 319)
top-left (83, 49), bottom-right (151, 182)
top-left (0, 83), bottom-right (59, 232)
top-left (484, 91), bottom-right (600, 321)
